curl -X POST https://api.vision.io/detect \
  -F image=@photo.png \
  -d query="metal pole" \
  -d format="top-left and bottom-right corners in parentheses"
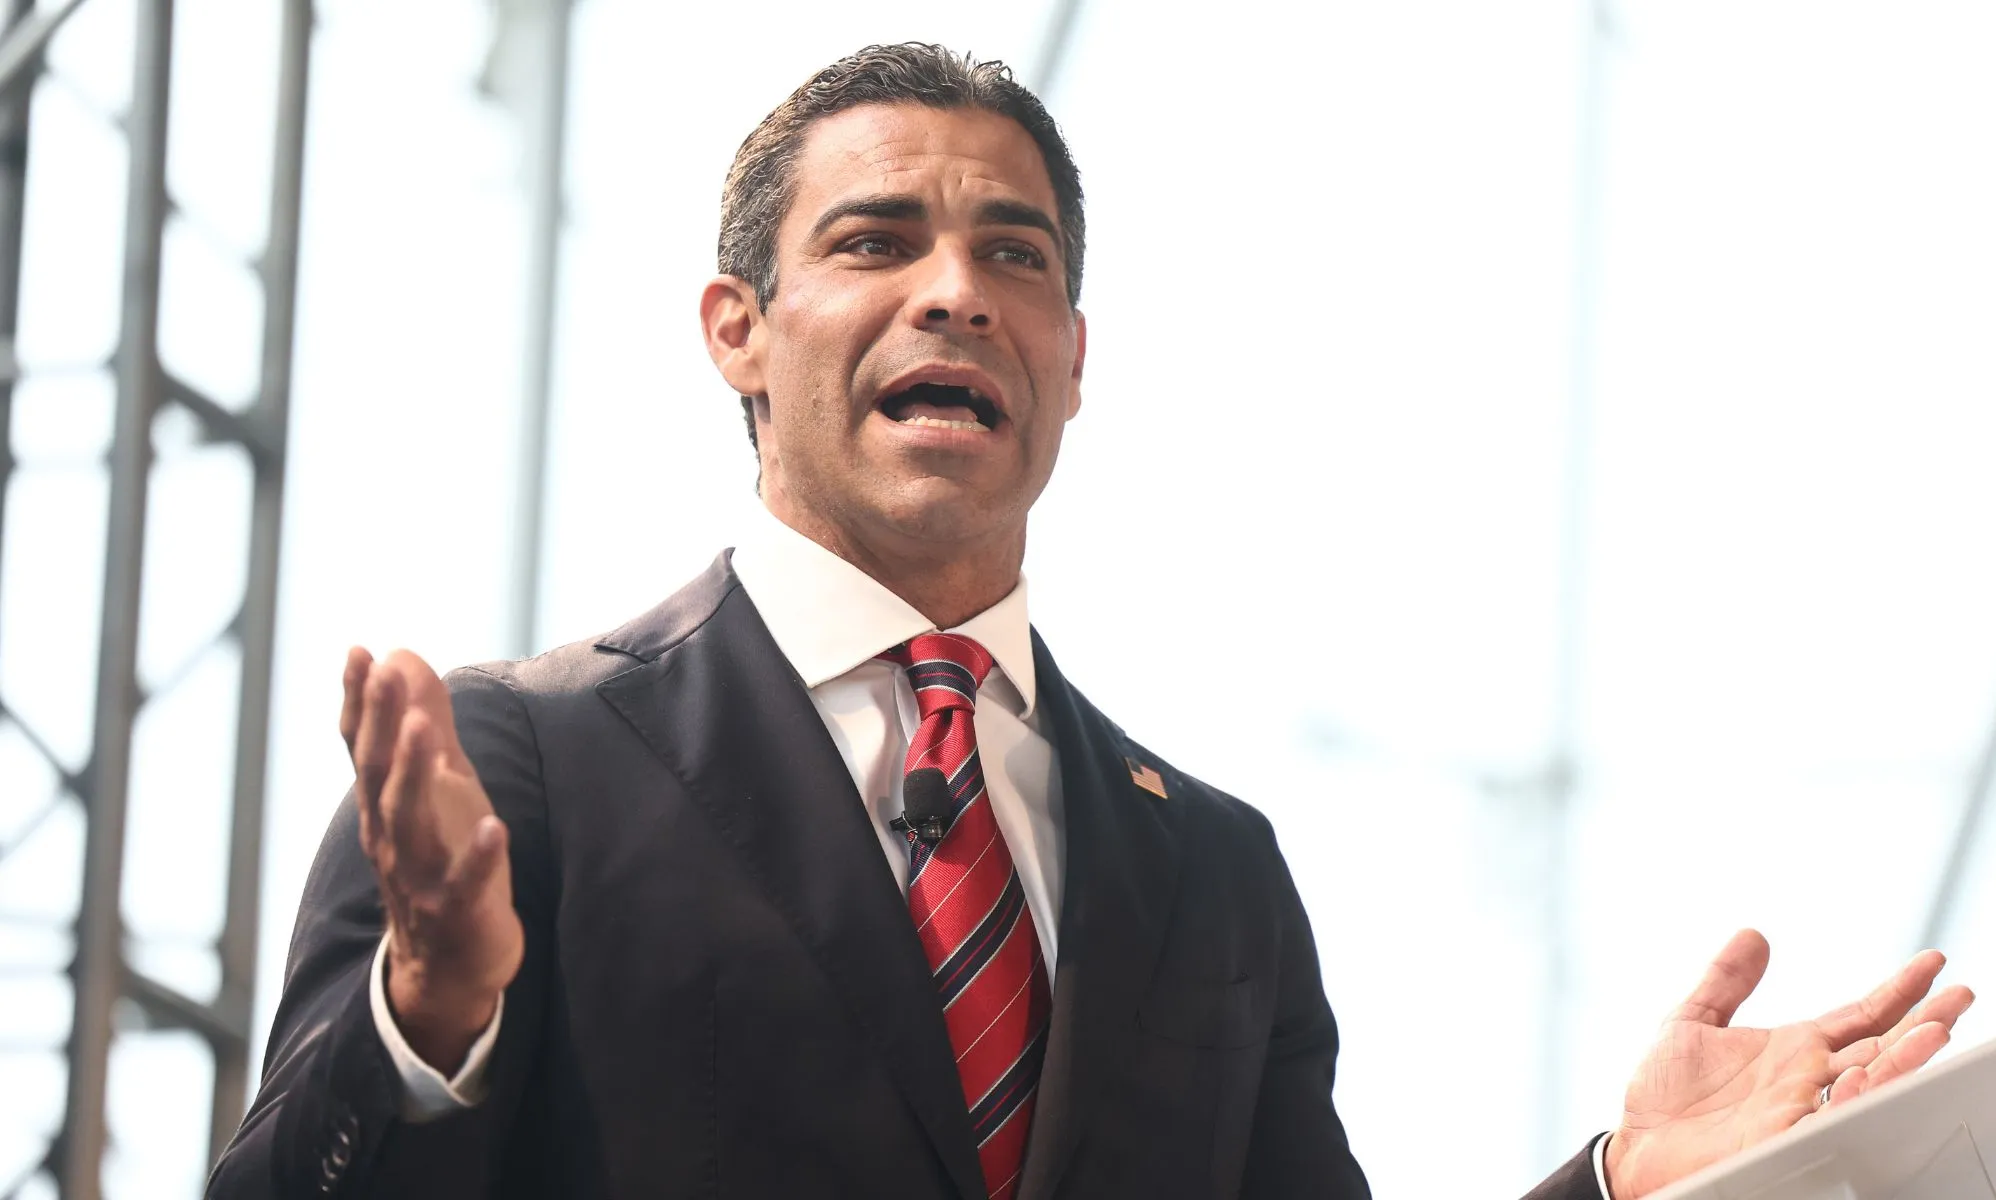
top-left (504, 0), bottom-right (572, 658)
top-left (60, 0), bottom-right (173, 1194)
top-left (208, 0), bottom-right (311, 1163)
top-left (0, 36), bottom-right (29, 1192)
top-left (0, 0), bottom-right (34, 648)
top-left (1030, 0), bottom-right (1086, 98)
top-left (0, 0), bottom-right (90, 98)
top-left (1918, 706), bottom-right (1996, 951)
top-left (1533, 0), bottom-right (1613, 1168)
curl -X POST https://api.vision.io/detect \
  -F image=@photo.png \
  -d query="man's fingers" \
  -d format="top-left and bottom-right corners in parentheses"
top-left (1884, 983), bottom-right (1974, 1046)
top-left (380, 708), bottom-right (446, 881)
top-left (1818, 982), bottom-right (1970, 1077)
top-left (1826, 1063), bottom-right (1868, 1108)
top-left (1667, 929), bottom-right (1772, 1027)
top-left (1861, 1020), bottom-right (1951, 1092)
top-left (1814, 949), bottom-right (1945, 1048)
top-left (344, 648), bottom-right (379, 852)
top-left (381, 648), bottom-right (466, 767)
top-left (1832, 984), bottom-right (1978, 1077)
top-left (444, 815), bottom-right (509, 896)
top-left (1826, 1033), bottom-right (1885, 1078)
top-left (352, 665), bottom-right (407, 860)
top-left (340, 646), bottom-right (373, 756)
top-left (353, 665), bottom-right (405, 792)
top-left (1822, 1020), bottom-right (1953, 1114)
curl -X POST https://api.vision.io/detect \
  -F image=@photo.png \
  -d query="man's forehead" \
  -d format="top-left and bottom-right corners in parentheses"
top-left (789, 103), bottom-right (1057, 214)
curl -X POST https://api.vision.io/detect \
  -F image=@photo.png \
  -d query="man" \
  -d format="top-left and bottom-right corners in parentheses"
top-left (209, 44), bottom-right (1971, 1199)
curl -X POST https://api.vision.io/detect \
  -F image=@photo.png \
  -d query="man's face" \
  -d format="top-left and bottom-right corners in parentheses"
top-left (725, 103), bottom-right (1085, 557)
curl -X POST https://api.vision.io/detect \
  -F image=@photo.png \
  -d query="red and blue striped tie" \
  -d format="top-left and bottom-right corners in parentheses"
top-left (881, 633), bottom-right (1051, 1200)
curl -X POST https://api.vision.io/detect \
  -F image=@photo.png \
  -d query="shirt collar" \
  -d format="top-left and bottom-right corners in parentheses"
top-left (729, 504), bottom-right (1037, 717)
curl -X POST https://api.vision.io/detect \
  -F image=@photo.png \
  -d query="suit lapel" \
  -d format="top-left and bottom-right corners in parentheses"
top-left (1018, 633), bottom-right (1182, 1200)
top-left (593, 556), bottom-right (987, 1200)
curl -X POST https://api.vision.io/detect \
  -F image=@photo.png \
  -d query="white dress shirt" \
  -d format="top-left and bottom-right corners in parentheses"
top-left (365, 509), bottom-right (1616, 1199)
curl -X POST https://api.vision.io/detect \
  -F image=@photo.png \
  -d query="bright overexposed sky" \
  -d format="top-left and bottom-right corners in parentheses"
top-left (2, 1), bottom-right (1993, 1196)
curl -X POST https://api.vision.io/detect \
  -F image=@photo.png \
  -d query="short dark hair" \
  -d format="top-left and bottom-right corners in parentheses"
top-left (718, 44), bottom-right (1086, 455)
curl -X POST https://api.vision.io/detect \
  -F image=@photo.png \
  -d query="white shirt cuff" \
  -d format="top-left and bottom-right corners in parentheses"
top-left (368, 935), bottom-right (502, 1121)
top-left (1594, 1131), bottom-right (1614, 1199)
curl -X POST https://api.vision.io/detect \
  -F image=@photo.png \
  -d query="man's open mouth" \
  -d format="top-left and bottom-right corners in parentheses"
top-left (877, 382), bottom-right (1001, 432)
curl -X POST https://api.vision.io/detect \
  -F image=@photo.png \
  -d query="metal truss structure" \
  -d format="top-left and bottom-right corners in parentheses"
top-left (0, 0), bottom-right (312, 1195)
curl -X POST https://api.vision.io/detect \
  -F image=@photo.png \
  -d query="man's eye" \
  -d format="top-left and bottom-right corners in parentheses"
top-left (842, 235), bottom-right (897, 257)
top-left (992, 244), bottom-right (1046, 269)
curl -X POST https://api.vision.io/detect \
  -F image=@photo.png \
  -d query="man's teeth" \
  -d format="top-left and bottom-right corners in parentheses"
top-left (897, 414), bottom-right (990, 431)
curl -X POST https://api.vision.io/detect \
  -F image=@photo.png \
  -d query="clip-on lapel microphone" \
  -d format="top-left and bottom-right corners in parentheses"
top-left (889, 766), bottom-right (953, 846)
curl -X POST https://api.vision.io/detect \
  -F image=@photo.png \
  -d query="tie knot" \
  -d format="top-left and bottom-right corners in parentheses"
top-left (880, 632), bottom-right (993, 714)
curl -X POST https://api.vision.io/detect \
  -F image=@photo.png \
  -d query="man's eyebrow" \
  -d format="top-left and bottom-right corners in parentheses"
top-left (976, 198), bottom-right (1060, 246)
top-left (808, 194), bottom-right (928, 241)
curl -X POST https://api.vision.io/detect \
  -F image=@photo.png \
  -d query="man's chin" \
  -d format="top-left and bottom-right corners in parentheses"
top-left (866, 482), bottom-right (1022, 548)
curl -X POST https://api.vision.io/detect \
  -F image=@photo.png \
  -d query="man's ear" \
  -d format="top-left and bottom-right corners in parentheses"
top-left (701, 276), bottom-right (766, 399)
top-left (1064, 309), bottom-right (1087, 420)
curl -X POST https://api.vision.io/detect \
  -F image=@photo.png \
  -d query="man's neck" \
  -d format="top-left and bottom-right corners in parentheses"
top-left (763, 502), bottom-right (1022, 631)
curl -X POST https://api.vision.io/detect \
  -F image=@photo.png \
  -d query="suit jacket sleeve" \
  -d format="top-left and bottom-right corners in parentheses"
top-left (206, 666), bottom-right (554, 1198)
top-left (1238, 818), bottom-right (1373, 1198)
top-left (1522, 1138), bottom-right (1609, 1200)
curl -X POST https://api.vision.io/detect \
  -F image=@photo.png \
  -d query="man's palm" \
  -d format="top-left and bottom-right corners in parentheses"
top-left (1606, 931), bottom-right (1972, 1199)
top-left (342, 647), bottom-right (524, 1066)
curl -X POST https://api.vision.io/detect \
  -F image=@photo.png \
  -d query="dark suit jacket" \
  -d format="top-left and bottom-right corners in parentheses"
top-left (209, 554), bottom-right (1601, 1198)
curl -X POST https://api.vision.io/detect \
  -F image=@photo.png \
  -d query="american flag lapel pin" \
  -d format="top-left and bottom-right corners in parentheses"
top-left (1126, 757), bottom-right (1168, 799)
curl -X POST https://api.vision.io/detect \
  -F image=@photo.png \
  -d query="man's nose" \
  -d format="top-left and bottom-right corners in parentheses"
top-left (909, 243), bottom-right (994, 335)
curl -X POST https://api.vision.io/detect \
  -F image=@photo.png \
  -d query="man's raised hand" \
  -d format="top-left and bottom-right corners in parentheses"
top-left (1603, 929), bottom-right (1974, 1199)
top-left (341, 647), bottom-right (524, 1074)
